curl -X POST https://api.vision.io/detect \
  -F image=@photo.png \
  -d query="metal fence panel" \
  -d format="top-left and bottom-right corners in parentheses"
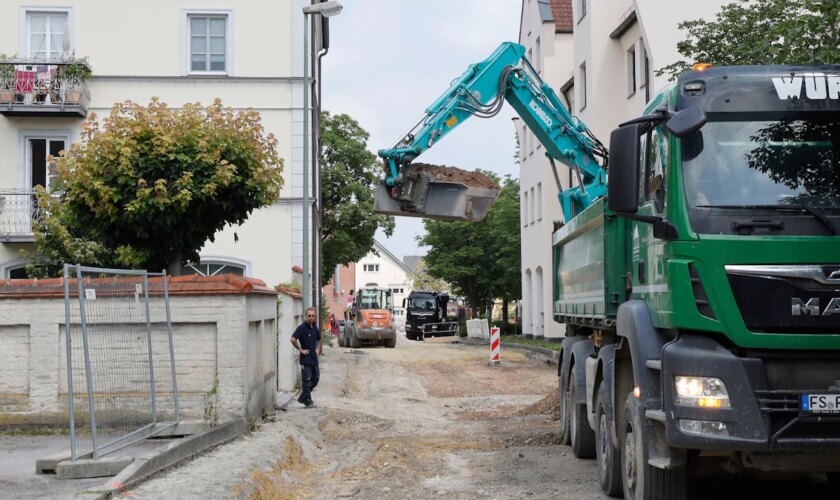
top-left (64, 264), bottom-right (179, 460)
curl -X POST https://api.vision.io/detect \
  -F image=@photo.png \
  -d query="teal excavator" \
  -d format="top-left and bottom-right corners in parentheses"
top-left (375, 41), bottom-right (609, 222)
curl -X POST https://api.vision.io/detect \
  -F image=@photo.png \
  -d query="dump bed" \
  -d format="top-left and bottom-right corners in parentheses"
top-left (552, 198), bottom-right (627, 330)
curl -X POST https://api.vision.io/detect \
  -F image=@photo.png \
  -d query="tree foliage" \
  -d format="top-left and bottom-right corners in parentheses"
top-left (28, 98), bottom-right (283, 276)
top-left (320, 112), bottom-right (395, 284)
top-left (419, 175), bottom-right (521, 317)
top-left (657, 0), bottom-right (840, 79)
top-left (410, 259), bottom-right (449, 292)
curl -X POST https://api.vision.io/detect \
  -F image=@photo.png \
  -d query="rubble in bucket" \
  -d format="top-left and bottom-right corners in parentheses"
top-left (373, 162), bottom-right (500, 222)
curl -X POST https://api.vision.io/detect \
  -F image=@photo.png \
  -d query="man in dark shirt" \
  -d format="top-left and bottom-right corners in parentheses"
top-left (291, 307), bottom-right (322, 407)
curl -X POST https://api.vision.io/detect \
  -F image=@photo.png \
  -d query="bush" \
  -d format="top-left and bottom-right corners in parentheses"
top-left (492, 320), bottom-right (519, 336)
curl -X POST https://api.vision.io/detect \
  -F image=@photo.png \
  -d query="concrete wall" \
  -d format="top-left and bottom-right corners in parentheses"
top-left (276, 289), bottom-right (303, 393)
top-left (0, 278), bottom-right (281, 425)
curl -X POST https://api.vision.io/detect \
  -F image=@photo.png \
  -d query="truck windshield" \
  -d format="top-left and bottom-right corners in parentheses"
top-left (408, 294), bottom-right (436, 311)
top-left (682, 114), bottom-right (840, 209)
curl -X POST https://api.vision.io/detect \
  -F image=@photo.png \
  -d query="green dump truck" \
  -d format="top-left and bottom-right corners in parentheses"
top-left (556, 66), bottom-right (840, 499)
top-left (374, 40), bottom-right (840, 498)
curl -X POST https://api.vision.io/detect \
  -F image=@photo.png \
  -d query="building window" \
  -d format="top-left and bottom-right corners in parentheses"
top-left (537, 182), bottom-right (543, 221)
top-left (627, 45), bottom-right (637, 97)
top-left (391, 287), bottom-right (404, 294)
top-left (183, 261), bottom-right (245, 276)
top-left (27, 137), bottom-right (65, 191)
top-left (363, 264), bottom-right (379, 272)
top-left (579, 63), bottom-right (587, 111)
top-left (530, 187), bottom-right (536, 224)
top-left (26, 11), bottom-right (69, 60)
top-left (188, 14), bottom-right (229, 73)
top-left (535, 36), bottom-right (541, 74)
top-left (523, 190), bottom-right (529, 227)
top-left (578, 0), bottom-right (587, 21)
top-left (562, 83), bottom-right (575, 113)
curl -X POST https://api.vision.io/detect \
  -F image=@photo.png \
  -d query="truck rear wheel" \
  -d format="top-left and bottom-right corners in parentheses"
top-left (570, 369), bottom-right (596, 458)
top-left (558, 365), bottom-right (571, 445)
top-left (596, 384), bottom-right (622, 497)
top-left (621, 393), bottom-right (686, 500)
top-left (384, 338), bottom-right (396, 348)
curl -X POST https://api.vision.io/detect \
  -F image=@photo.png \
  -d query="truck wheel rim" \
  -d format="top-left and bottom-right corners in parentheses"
top-left (624, 425), bottom-right (637, 494)
top-left (598, 407), bottom-right (609, 477)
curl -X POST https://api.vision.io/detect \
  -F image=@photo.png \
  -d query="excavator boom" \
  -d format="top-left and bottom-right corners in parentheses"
top-left (376, 41), bottom-right (608, 222)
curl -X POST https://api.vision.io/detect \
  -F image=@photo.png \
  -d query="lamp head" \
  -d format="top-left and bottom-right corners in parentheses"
top-left (303, 1), bottom-right (343, 17)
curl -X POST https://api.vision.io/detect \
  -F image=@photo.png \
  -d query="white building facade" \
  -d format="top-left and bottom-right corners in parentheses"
top-left (519, 0), bottom-right (730, 339)
top-left (0, 0), bottom-right (327, 291)
top-left (355, 240), bottom-right (413, 311)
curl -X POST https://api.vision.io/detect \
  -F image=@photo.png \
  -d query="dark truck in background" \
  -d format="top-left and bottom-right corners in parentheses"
top-left (404, 291), bottom-right (458, 340)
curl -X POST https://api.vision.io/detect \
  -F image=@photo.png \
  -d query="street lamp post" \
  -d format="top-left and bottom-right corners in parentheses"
top-left (301, 1), bottom-right (342, 310)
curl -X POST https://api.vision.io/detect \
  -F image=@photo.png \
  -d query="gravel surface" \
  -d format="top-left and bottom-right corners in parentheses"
top-left (127, 336), bottom-right (836, 500)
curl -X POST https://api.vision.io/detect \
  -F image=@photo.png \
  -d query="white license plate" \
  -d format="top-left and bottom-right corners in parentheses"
top-left (801, 394), bottom-right (840, 413)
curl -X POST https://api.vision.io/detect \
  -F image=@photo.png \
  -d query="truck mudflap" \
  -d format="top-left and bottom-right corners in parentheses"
top-left (662, 334), bottom-right (840, 452)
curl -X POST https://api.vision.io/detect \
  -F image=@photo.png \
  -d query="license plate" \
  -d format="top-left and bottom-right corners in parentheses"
top-left (801, 394), bottom-right (840, 413)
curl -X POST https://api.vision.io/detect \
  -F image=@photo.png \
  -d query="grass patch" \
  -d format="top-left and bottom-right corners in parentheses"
top-left (500, 335), bottom-right (561, 351)
top-left (0, 426), bottom-right (70, 436)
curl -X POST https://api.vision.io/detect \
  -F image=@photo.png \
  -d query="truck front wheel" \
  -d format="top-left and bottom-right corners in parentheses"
top-left (621, 394), bottom-right (686, 500)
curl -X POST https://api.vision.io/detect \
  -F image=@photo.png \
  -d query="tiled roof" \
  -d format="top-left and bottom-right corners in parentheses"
top-left (550, 0), bottom-right (573, 33)
top-left (0, 274), bottom-right (277, 299)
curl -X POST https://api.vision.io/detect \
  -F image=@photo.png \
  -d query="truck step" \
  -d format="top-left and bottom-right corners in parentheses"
top-left (645, 359), bottom-right (662, 370)
top-left (645, 409), bottom-right (666, 422)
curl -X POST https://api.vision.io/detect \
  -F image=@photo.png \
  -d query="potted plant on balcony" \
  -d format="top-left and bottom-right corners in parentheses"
top-left (0, 54), bottom-right (14, 104)
top-left (61, 58), bottom-right (91, 104)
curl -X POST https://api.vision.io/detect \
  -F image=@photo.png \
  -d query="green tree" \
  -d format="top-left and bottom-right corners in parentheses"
top-left (419, 174), bottom-right (521, 319)
top-left (320, 112), bottom-right (395, 284)
top-left (657, 0), bottom-right (840, 80)
top-left (410, 259), bottom-right (449, 292)
top-left (28, 98), bottom-right (283, 276)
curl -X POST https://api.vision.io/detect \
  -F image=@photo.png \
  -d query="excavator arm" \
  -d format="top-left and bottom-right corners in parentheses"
top-left (376, 41), bottom-right (608, 222)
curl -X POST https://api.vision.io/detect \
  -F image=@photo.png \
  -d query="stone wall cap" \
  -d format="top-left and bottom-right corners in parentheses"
top-left (275, 284), bottom-right (303, 299)
top-left (0, 274), bottom-right (278, 299)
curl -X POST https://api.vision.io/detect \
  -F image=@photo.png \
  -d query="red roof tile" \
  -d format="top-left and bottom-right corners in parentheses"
top-left (550, 0), bottom-right (573, 33)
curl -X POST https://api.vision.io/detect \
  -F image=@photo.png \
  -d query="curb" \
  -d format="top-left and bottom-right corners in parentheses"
top-left (82, 418), bottom-right (247, 499)
top-left (500, 341), bottom-right (560, 363)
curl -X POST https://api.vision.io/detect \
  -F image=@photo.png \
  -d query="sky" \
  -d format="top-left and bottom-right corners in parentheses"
top-left (322, 0), bottom-right (521, 261)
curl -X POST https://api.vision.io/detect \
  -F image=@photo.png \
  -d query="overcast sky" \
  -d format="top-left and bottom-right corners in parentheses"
top-left (322, 0), bottom-right (521, 261)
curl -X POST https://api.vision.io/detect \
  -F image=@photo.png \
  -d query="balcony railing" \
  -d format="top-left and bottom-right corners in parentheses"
top-left (0, 59), bottom-right (90, 117)
top-left (0, 189), bottom-right (44, 242)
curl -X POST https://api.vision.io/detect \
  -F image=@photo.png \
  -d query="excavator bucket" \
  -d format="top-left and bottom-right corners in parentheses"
top-left (373, 163), bottom-right (500, 222)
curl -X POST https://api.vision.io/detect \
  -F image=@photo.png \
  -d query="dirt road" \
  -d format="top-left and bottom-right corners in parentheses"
top-left (130, 336), bottom-right (834, 499)
top-left (131, 337), bottom-right (601, 499)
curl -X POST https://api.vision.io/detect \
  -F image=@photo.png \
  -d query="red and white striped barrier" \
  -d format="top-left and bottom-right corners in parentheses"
top-left (490, 327), bottom-right (500, 364)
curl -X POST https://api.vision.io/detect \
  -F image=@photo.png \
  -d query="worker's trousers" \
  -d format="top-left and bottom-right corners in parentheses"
top-left (300, 363), bottom-right (320, 403)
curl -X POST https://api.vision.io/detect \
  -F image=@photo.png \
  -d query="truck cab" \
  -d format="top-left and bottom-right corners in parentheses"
top-left (404, 291), bottom-right (458, 340)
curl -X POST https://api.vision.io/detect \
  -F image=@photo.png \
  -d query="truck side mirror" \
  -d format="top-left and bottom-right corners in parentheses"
top-left (608, 123), bottom-right (643, 214)
top-left (665, 106), bottom-right (706, 138)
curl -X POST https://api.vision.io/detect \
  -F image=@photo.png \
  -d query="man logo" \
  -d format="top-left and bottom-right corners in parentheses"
top-left (792, 298), bottom-right (840, 316)
top-left (773, 73), bottom-right (840, 100)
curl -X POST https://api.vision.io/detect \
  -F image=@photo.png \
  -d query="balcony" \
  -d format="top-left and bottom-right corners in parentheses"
top-left (0, 59), bottom-right (90, 118)
top-left (0, 189), bottom-right (43, 242)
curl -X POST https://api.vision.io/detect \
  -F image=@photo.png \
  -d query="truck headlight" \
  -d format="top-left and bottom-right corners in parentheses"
top-left (674, 376), bottom-right (731, 408)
